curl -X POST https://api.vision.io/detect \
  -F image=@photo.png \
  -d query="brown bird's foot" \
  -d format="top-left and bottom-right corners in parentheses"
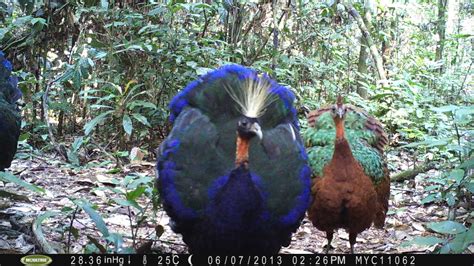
top-left (349, 232), bottom-right (356, 254)
top-left (323, 244), bottom-right (333, 254)
top-left (325, 231), bottom-right (334, 254)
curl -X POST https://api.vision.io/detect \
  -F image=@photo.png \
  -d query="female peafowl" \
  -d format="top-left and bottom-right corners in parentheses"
top-left (304, 96), bottom-right (390, 253)
top-left (0, 51), bottom-right (21, 171)
top-left (156, 65), bottom-right (311, 254)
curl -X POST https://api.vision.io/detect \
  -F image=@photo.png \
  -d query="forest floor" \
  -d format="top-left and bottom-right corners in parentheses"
top-left (0, 149), bottom-right (470, 254)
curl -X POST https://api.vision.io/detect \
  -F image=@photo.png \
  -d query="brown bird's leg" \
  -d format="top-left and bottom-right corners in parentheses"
top-left (349, 232), bottom-right (357, 254)
top-left (325, 231), bottom-right (333, 254)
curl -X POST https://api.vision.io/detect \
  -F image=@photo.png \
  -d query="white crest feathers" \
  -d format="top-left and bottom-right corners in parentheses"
top-left (225, 76), bottom-right (277, 118)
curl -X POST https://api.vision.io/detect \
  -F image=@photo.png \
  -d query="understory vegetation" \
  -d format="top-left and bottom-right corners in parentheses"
top-left (0, 0), bottom-right (472, 254)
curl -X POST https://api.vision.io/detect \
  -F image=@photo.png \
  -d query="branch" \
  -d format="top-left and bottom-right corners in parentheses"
top-left (391, 162), bottom-right (436, 182)
top-left (345, 3), bottom-right (388, 86)
top-left (247, 0), bottom-right (291, 65)
top-left (199, 9), bottom-right (209, 38)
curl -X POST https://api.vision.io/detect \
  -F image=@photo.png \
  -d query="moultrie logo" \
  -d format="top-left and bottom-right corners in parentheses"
top-left (20, 255), bottom-right (53, 266)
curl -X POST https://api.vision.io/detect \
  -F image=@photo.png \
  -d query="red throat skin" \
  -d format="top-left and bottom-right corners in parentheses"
top-left (236, 135), bottom-right (250, 167)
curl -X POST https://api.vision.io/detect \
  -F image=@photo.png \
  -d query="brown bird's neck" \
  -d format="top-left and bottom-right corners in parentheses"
top-left (330, 118), bottom-right (358, 179)
top-left (235, 135), bottom-right (250, 168)
top-left (335, 117), bottom-right (345, 140)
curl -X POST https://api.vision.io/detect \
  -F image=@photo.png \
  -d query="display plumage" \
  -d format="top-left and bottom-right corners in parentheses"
top-left (156, 65), bottom-right (311, 254)
top-left (0, 51), bottom-right (21, 171)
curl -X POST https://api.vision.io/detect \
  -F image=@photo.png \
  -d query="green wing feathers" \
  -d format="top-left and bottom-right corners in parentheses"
top-left (304, 105), bottom-right (388, 183)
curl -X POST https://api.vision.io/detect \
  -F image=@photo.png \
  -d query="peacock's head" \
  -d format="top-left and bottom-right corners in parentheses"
top-left (237, 116), bottom-right (262, 140)
top-left (330, 95), bottom-right (347, 120)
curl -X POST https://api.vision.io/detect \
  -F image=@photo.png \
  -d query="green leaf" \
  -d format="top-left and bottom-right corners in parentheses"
top-left (465, 182), bottom-right (474, 194)
top-left (106, 168), bottom-right (122, 174)
top-left (19, 133), bottom-right (30, 141)
top-left (128, 100), bottom-right (157, 110)
top-left (126, 186), bottom-right (146, 201)
top-left (131, 113), bottom-right (150, 127)
top-left (84, 111), bottom-right (113, 135)
top-left (105, 233), bottom-right (125, 253)
top-left (33, 211), bottom-right (59, 253)
top-left (445, 193), bottom-right (456, 207)
top-left (61, 206), bottom-right (75, 212)
top-left (71, 137), bottom-right (84, 153)
top-left (123, 114), bottom-right (133, 135)
top-left (186, 61), bottom-right (197, 68)
top-left (148, 7), bottom-right (165, 16)
top-left (460, 158), bottom-right (474, 170)
top-left (432, 105), bottom-right (458, 113)
top-left (128, 175), bottom-right (153, 189)
top-left (427, 221), bottom-right (467, 234)
top-left (452, 33), bottom-right (473, 39)
top-left (87, 235), bottom-right (107, 253)
top-left (449, 169), bottom-right (465, 185)
top-left (73, 199), bottom-right (110, 237)
top-left (403, 236), bottom-right (444, 247)
top-left (196, 67), bottom-right (212, 76)
top-left (111, 198), bottom-right (142, 211)
top-left (424, 185), bottom-right (440, 192)
top-left (421, 193), bottom-right (438, 204)
top-left (0, 172), bottom-right (45, 194)
top-left (449, 226), bottom-right (474, 253)
top-left (100, 0), bottom-right (108, 9)
top-left (31, 17), bottom-right (47, 26)
top-left (455, 106), bottom-right (474, 117)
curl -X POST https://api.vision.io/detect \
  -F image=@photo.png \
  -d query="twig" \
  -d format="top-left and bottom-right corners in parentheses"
top-left (66, 206), bottom-right (79, 253)
top-left (457, 61), bottom-right (473, 98)
top-left (200, 9), bottom-right (209, 38)
top-left (120, 234), bottom-right (187, 247)
top-left (133, 200), bottom-right (152, 246)
top-left (127, 206), bottom-right (136, 247)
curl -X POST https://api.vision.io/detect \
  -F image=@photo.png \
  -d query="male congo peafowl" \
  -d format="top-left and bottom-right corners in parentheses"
top-left (0, 51), bottom-right (21, 171)
top-left (304, 96), bottom-right (390, 253)
top-left (156, 65), bottom-right (311, 254)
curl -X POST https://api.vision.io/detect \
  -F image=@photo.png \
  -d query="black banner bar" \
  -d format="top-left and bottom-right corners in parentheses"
top-left (5, 254), bottom-right (474, 266)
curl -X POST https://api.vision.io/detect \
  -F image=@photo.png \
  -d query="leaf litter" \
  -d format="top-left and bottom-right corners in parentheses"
top-left (0, 149), bottom-right (470, 254)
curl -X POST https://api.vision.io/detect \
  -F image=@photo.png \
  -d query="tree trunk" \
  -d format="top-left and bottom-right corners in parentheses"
top-left (356, 10), bottom-right (372, 99)
top-left (435, 0), bottom-right (447, 74)
top-left (356, 37), bottom-right (369, 98)
top-left (345, 3), bottom-right (388, 86)
top-left (271, 0), bottom-right (278, 71)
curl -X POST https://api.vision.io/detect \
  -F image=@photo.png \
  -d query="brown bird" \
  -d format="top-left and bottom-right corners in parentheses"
top-left (304, 96), bottom-right (390, 253)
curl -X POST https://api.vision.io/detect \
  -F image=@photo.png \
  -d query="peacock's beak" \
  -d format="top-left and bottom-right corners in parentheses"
top-left (249, 122), bottom-right (263, 140)
top-left (238, 117), bottom-right (262, 140)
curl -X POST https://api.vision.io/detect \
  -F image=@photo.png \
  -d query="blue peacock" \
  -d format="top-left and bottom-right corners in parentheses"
top-left (0, 51), bottom-right (21, 171)
top-left (156, 65), bottom-right (311, 254)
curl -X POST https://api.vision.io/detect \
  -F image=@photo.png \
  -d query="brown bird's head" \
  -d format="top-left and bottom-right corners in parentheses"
top-left (330, 95), bottom-right (347, 121)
